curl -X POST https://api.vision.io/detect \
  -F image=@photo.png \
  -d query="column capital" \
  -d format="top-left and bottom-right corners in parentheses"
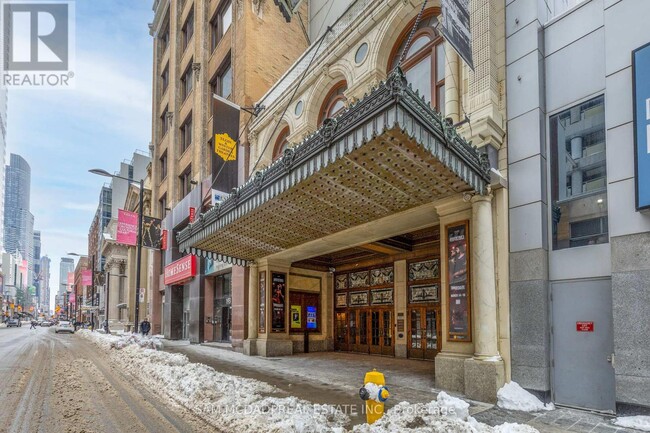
top-left (470, 192), bottom-right (493, 204)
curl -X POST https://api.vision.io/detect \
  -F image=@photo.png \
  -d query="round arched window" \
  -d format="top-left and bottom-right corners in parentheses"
top-left (318, 81), bottom-right (348, 125)
top-left (273, 126), bottom-right (290, 161)
top-left (389, 11), bottom-right (446, 113)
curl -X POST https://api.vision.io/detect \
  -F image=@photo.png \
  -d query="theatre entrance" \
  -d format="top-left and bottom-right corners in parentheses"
top-left (338, 308), bottom-right (394, 356)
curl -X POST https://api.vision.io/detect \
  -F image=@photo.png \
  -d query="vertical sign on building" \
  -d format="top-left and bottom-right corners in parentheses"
top-left (116, 209), bottom-right (138, 246)
top-left (189, 207), bottom-right (196, 223)
top-left (447, 222), bottom-right (471, 342)
top-left (441, 0), bottom-right (474, 70)
top-left (212, 94), bottom-right (240, 192)
top-left (632, 42), bottom-right (650, 211)
top-left (161, 229), bottom-right (168, 251)
top-left (271, 272), bottom-right (286, 332)
top-left (259, 271), bottom-right (266, 333)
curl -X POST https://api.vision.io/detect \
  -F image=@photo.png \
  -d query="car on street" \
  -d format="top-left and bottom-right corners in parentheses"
top-left (6, 319), bottom-right (21, 327)
top-left (54, 321), bottom-right (74, 334)
top-left (40, 321), bottom-right (53, 327)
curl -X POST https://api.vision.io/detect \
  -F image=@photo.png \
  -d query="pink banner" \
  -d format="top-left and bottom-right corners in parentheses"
top-left (117, 209), bottom-right (138, 246)
top-left (67, 272), bottom-right (74, 291)
top-left (69, 292), bottom-right (75, 306)
top-left (82, 270), bottom-right (92, 286)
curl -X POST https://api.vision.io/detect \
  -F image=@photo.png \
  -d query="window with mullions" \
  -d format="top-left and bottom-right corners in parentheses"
top-left (550, 95), bottom-right (608, 250)
top-left (211, 1), bottom-right (232, 51)
top-left (389, 12), bottom-right (446, 113)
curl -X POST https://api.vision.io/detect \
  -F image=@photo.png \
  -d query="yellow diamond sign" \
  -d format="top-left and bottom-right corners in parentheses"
top-left (215, 133), bottom-right (237, 161)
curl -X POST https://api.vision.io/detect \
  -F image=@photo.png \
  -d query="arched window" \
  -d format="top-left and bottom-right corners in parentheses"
top-left (389, 11), bottom-right (446, 113)
top-left (273, 126), bottom-right (290, 161)
top-left (318, 81), bottom-right (348, 125)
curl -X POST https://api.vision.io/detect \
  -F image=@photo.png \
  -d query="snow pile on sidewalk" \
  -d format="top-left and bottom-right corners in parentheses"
top-left (613, 416), bottom-right (650, 431)
top-left (78, 331), bottom-right (349, 432)
top-left (497, 382), bottom-right (554, 412)
top-left (353, 391), bottom-right (538, 433)
top-left (77, 330), bottom-right (163, 350)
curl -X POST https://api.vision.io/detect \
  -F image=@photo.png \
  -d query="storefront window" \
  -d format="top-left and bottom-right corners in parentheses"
top-left (550, 96), bottom-right (608, 250)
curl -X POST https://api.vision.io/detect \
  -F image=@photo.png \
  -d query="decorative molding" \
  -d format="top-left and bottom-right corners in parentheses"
top-left (252, 0), bottom-right (265, 18)
top-left (192, 62), bottom-right (201, 82)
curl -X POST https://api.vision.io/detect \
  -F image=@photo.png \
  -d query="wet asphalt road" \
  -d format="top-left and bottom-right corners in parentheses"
top-left (0, 325), bottom-right (208, 433)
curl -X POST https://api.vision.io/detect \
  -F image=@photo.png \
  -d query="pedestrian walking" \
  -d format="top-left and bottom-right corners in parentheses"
top-left (140, 318), bottom-right (151, 337)
top-left (30, 320), bottom-right (37, 329)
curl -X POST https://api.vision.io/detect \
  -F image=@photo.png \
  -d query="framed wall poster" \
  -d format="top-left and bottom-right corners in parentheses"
top-left (259, 271), bottom-right (266, 333)
top-left (349, 290), bottom-right (369, 307)
top-left (447, 221), bottom-right (471, 342)
top-left (271, 272), bottom-right (287, 332)
top-left (336, 292), bottom-right (347, 308)
top-left (291, 305), bottom-right (301, 328)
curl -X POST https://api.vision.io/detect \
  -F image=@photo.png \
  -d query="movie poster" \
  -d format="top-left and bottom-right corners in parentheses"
top-left (447, 222), bottom-right (471, 341)
top-left (259, 272), bottom-right (266, 333)
top-left (271, 273), bottom-right (286, 332)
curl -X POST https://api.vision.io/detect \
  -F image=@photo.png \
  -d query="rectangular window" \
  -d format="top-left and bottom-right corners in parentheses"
top-left (212, 58), bottom-right (232, 101)
top-left (159, 194), bottom-right (167, 219)
top-left (550, 95), bottom-right (608, 250)
top-left (180, 63), bottom-right (193, 101)
top-left (211, 1), bottom-right (232, 51)
top-left (161, 64), bottom-right (169, 94)
top-left (180, 115), bottom-right (192, 154)
top-left (179, 166), bottom-right (192, 198)
top-left (160, 106), bottom-right (169, 137)
top-left (182, 8), bottom-right (194, 51)
top-left (159, 20), bottom-right (170, 57)
top-left (159, 151), bottom-right (168, 181)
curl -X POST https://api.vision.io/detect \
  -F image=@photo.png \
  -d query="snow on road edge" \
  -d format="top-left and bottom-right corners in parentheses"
top-left (78, 331), bottom-right (539, 433)
top-left (613, 416), bottom-right (650, 432)
top-left (497, 382), bottom-right (554, 412)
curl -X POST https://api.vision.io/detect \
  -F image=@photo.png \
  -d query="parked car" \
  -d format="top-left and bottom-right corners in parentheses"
top-left (6, 318), bottom-right (21, 327)
top-left (40, 321), bottom-right (53, 327)
top-left (54, 321), bottom-right (74, 334)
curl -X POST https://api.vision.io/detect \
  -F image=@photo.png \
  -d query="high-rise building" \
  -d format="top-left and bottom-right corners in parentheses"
top-left (150, 0), bottom-right (308, 341)
top-left (58, 257), bottom-right (74, 296)
top-left (32, 230), bottom-right (41, 285)
top-left (40, 255), bottom-right (51, 313)
top-left (4, 154), bottom-right (34, 282)
top-left (0, 87), bottom-right (7, 253)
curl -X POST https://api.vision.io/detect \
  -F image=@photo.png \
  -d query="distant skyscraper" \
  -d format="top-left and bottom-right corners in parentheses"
top-left (4, 154), bottom-right (34, 282)
top-left (40, 255), bottom-right (51, 312)
top-left (0, 87), bottom-right (7, 252)
top-left (32, 230), bottom-right (41, 294)
top-left (59, 257), bottom-right (74, 296)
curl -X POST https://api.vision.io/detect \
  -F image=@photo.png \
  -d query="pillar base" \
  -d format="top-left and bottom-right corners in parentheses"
top-left (435, 353), bottom-right (470, 393)
top-left (395, 343), bottom-right (407, 358)
top-left (245, 339), bottom-right (293, 357)
top-left (464, 357), bottom-right (505, 404)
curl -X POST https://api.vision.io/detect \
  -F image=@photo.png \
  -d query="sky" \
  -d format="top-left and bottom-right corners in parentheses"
top-left (6, 0), bottom-right (153, 309)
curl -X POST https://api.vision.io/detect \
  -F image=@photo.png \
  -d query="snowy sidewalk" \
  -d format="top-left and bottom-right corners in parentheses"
top-left (161, 341), bottom-right (646, 433)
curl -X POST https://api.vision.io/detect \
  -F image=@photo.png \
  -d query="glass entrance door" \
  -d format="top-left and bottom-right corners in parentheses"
top-left (369, 309), bottom-right (393, 355)
top-left (408, 307), bottom-right (439, 360)
top-left (335, 312), bottom-right (348, 351)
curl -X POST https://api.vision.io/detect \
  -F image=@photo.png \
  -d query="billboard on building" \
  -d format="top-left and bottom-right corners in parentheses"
top-left (116, 209), bottom-right (138, 246)
top-left (441, 0), bottom-right (474, 70)
top-left (212, 94), bottom-right (240, 193)
top-left (632, 42), bottom-right (650, 210)
top-left (271, 273), bottom-right (286, 332)
top-left (142, 216), bottom-right (162, 249)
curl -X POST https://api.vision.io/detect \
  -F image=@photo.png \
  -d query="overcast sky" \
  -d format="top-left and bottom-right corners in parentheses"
top-left (7, 0), bottom-right (153, 309)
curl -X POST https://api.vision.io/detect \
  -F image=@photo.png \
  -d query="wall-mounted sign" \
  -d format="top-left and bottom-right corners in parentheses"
top-left (306, 306), bottom-right (317, 329)
top-left (161, 229), bottom-right (168, 251)
top-left (370, 288), bottom-right (394, 305)
top-left (271, 272), bottom-right (286, 332)
top-left (441, 0), bottom-right (474, 70)
top-left (576, 321), bottom-right (594, 332)
top-left (409, 284), bottom-right (439, 303)
top-left (189, 207), bottom-right (196, 223)
top-left (212, 94), bottom-right (240, 192)
top-left (336, 292), bottom-right (347, 308)
top-left (259, 271), bottom-right (266, 333)
top-left (291, 305), bottom-right (301, 328)
top-left (116, 209), bottom-right (138, 246)
top-left (632, 42), bottom-right (650, 210)
top-left (447, 222), bottom-right (471, 342)
top-left (349, 290), bottom-right (369, 307)
top-left (139, 288), bottom-right (145, 303)
top-left (164, 255), bottom-right (197, 285)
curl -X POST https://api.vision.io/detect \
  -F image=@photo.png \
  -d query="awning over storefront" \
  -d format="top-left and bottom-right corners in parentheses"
top-left (177, 68), bottom-right (491, 266)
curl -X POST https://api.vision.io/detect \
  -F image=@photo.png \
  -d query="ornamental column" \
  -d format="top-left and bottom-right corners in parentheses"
top-left (471, 193), bottom-right (499, 358)
top-left (244, 263), bottom-right (258, 354)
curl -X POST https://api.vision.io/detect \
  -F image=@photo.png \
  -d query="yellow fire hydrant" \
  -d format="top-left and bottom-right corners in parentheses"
top-left (359, 368), bottom-right (390, 424)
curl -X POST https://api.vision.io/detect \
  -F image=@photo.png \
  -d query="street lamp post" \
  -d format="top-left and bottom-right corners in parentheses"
top-left (90, 169), bottom-right (145, 334)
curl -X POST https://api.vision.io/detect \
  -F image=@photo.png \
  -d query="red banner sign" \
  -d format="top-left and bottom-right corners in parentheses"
top-left (161, 229), bottom-right (168, 250)
top-left (189, 207), bottom-right (196, 223)
top-left (576, 321), bottom-right (594, 332)
top-left (117, 209), bottom-right (138, 246)
top-left (164, 255), bottom-right (197, 285)
top-left (82, 270), bottom-right (92, 286)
